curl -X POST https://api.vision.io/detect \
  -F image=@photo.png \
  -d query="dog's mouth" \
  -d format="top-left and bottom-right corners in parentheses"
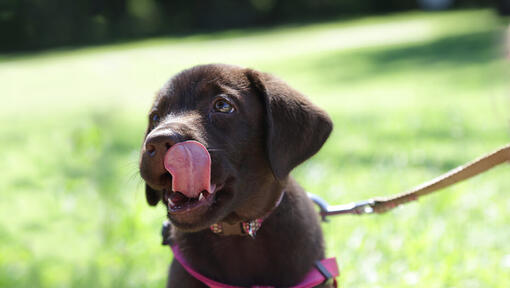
top-left (158, 140), bottom-right (234, 228)
top-left (164, 183), bottom-right (225, 214)
top-left (161, 180), bottom-right (234, 231)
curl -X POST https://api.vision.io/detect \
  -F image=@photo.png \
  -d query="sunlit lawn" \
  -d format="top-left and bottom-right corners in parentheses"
top-left (1, 9), bottom-right (509, 288)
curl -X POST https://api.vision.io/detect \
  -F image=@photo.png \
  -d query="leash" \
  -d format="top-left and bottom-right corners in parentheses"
top-left (310, 143), bottom-right (510, 221)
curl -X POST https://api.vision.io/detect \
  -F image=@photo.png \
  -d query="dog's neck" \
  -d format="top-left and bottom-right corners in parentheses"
top-left (209, 191), bottom-right (285, 237)
top-left (171, 178), bottom-right (326, 287)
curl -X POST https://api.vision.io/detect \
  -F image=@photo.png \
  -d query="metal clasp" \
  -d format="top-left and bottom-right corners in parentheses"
top-left (308, 193), bottom-right (378, 222)
top-left (350, 199), bottom-right (376, 215)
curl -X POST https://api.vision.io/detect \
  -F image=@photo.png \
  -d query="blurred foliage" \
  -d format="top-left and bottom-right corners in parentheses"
top-left (0, 0), bottom-right (497, 51)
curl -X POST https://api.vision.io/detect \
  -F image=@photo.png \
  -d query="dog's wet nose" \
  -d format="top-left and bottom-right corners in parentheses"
top-left (144, 129), bottom-right (181, 157)
top-left (146, 144), bottom-right (156, 157)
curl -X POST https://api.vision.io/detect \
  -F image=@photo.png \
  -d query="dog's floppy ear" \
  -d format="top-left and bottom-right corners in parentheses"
top-left (145, 184), bottom-right (161, 206)
top-left (245, 69), bottom-right (333, 181)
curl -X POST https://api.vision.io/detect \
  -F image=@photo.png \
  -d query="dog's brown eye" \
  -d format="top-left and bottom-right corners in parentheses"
top-left (214, 99), bottom-right (235, 113)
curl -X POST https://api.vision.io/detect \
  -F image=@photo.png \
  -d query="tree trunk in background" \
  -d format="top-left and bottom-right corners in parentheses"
top-left (498, 0), bottom-right (510, 15)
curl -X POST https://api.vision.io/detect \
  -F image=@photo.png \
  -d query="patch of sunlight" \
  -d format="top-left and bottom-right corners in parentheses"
top-left (292, 19), bottom-right (437, 53)
top-left (502, 254), bottom-right (510, 269)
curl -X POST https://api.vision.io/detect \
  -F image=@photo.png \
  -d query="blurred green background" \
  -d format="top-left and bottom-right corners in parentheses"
top-left (2, 0), bottom-right (509, 52)
top-left (1, 4), bottom-right (510, 288)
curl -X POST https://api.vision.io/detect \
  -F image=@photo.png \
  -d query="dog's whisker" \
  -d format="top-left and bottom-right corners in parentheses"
top-left (124, 169), bottom-right (144, 189)
top-left (127, 169), bottom-right (141, 182)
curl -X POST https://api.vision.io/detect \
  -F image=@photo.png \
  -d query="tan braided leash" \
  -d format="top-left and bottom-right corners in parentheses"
top-left (310, 143), bottom-right (510, 219)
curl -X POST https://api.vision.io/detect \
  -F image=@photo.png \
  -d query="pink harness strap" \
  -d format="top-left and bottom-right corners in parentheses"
top-left (170, 244), bottom-right (339, 288)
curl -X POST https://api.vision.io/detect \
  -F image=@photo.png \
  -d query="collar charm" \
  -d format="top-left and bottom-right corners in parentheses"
top-left (243, 219), bottom-right (263, 238)
top-left (209, 192), bottom-right (284, 238)
top-left (210, 218), bottom-right (263, 238)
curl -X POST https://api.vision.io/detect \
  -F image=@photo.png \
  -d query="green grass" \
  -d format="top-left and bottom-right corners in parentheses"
top-left (1, 8), bottom-right (510, 288)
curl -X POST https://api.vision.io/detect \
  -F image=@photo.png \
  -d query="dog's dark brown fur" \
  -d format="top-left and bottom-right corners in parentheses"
top-left (139, 64), bottom-right (333, 287)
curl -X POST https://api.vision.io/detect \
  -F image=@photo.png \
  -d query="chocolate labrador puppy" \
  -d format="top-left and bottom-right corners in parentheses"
top-left (139, 64), bottom-right (333, 287)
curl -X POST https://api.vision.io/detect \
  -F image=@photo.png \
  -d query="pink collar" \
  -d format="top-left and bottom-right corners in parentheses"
top-left (209, 192), bottom-right (285, 238)
top-left (170, 243), bottom-right (339, 288)
top-left (162, 192), bottom-right (339, 287)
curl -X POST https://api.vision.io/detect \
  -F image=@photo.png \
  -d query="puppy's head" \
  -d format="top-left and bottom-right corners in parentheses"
top-left (139, 64), bottom-right (332, 232)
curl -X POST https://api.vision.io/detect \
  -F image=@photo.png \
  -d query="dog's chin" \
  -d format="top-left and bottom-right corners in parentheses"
top-left (163, 184), bottom-right (234, 232)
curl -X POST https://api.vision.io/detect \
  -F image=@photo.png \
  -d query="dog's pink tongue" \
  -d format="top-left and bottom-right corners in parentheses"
top-left (163, 141), bottom-right (211, 199)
